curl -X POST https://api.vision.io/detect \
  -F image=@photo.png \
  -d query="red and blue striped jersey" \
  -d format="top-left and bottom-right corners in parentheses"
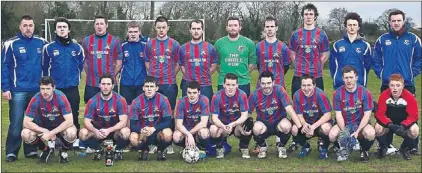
top-left (211, 88), bottom-right (249, 124)
top-left (81, 33), bottom-right (123, 87)
top-left (289, 28), bottom-right (329, 77)
top-left (248, 85), bottom-right (292, 124)
top-left (179, 41), bottom-right (218, 86)
top-left (145, 37), bottom-right (180, 84)
top-left (333, 85), bottom-right (374, 125)
top-left (25, 90), bottom-right (71, 129)
top-left (256, 40), bottom-right (291, 87)
top-left (129, 93), bottom-right (172, 129)
top-left (175, 95), bottom-right (210, 130)
top-left (84, 91), bottom-right (128, 129)
top-left (293, 87), bottom-right (332, 124)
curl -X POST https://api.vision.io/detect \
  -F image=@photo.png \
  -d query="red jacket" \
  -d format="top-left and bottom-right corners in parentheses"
top-left (375, 88), bottom-right (419, 128)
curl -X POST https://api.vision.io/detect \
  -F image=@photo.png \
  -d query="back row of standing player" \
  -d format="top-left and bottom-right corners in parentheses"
top-left (1, 3), bottom-right (420, 163)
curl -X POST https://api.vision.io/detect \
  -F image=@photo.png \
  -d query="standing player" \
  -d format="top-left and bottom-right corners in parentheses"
top-left (249, 71), bottom-right (302, 159)
top-left (79, 74), bottom-right (130, 161)
top-left (255, 16), bottom-right (291, 88)
top-left (328, 66), bottom-right (376, 162)
top-left (173, 81), bottom-right (210, 159)
top-left (287, 3), bottom-right (329, 151)
top-left (214, 16), bottom-right (257, 96)
top-left (330, 12), bottom-right (371, 89)
top-left (2, 15), bottom-right (48, 162)
top-left (179, 19), bottom-right (218, 101)
top-left (127, 76), bottom-right (173, 161)
top-left (375, 74), bottom-right (419, 160)
top-left (42, 17), bottom-right (84, 146)
top-left (373, 10), bottom-right (421, 154)
top-left (291, 74), bottom-right (332, 159)
top-left (210, 73), bottom-right (253, 159)
top-left (81, 15), bottom-right (123, 104)
top-left (120, 21), bottom-right (149, 104)
top-left (21, 76), bottom-right (77, 163)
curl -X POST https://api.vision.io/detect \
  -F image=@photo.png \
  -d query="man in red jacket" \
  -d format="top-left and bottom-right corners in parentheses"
top-left (375, 74), bottom-right (419, 160)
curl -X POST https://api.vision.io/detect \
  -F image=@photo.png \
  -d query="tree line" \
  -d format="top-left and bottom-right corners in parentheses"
top-left (2, 1), bottom-right (421, 45)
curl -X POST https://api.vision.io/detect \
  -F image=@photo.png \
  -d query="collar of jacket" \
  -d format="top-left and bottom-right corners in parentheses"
top-left (389, 22), bottom-right (410, 37)
top-left (17, 32), bottom-right (34, 40)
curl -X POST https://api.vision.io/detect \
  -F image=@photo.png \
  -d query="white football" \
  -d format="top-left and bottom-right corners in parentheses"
top-left (182, 147), bottom-right (200, 163)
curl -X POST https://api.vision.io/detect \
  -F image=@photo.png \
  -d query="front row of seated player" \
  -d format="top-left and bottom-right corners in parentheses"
top-left (21, 66), bottom-right (419, 163)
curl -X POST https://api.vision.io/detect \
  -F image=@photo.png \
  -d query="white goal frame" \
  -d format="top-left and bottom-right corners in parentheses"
top-left (44, 19), bottom-right (206, 42)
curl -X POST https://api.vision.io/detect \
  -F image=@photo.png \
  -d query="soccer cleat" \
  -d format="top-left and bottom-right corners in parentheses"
top-left (286, 142), bottom-right (298, 154)
top-left (5, 156), bottom-right (16, 162)
top-left (38, 147), bottom-right (53, 163)
top-left (122, 145), bottom-right (131, 153)
top-left (25, 152), bottom-right (39, 159)
top-left (329, 145), bottom-right (339, 153)
top-left (257, 147), bottom-right (267, 159)
top-left (319, 148), bottom-right (328, 159)
top-left (85, 147), bottom-right (95, 154)
top-left (79, 140), bottom-right (86, 150)
top-left (410, 148), bottom-right (421, 155)
top-left (72, 139), bottom-right (80, 149)
top-left (149, 145), bottom-right (157, 154)
top-left (240, 148), bottom-right (250, 159)
top-left (277, 146), bottom-right (287, 158)
top-left (59, 149), bottom-right (69, 164)
top-left (378, 147), bottom-right (388, 159)
top-left (297, 147), bottom-right (311, 158)
top-left (165, 145), bottom-right (174, 154)
top-left (216, 148), bottom-right (225, 159)
top-left (317, 137), bottom-right (324, 152)
top-left (337, 155), bottom-right (348, 162)
top-left (360, 151), bottom-right (369, 163)
top-left (114, 150), bottom-right (123, 161)
top-left (139, 150), bottom-right (148, 161)
top-left (157, 150), bottom-right (166, 161)
top-left (93, 149), bottom-right (103, 161)
top-left (199, 149), bottom-right (206, 160)
top-left (400, 148), bottom-right (412, 160)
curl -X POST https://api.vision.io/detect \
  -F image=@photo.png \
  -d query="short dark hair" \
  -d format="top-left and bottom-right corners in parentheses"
top-left (341, 65), bottom-right (358, 77)
top-left (144, 76), bottom-right (157, 85)
top-left (20, 15), bottom-right (33, 22)
top-left (39, 76), bottom-right (55, 87)
top-left (224, 73), bottom-right (238, 84)
top-left (99, 73), bottom-right (114, 84)
top-left (264, 15), bottom-right (278, 27)
top-left (54, 17), bottom-right (71, 30)
top-left (127, 21), bottom-right (140, 29)
top-left (94, 15), bottom-right (108, 24)
top-left (301, 3), bottom-right (319, 18)
top-left (187, 81), bottom-right (201, 91)
top-left (344, 12), bottom-right (362, 27)
top-left (189, 19), bottom-right (204, 29)
top-left (226, 16), bottom-right (241, 26)
top-left (155, 16), bottom-right (168, 26)
top-left (300, 74), bottom-right (316, 85)
top-left (259, 71), bottom-right (274, 81)
top-left (388, 10), bottom-right (406, 21)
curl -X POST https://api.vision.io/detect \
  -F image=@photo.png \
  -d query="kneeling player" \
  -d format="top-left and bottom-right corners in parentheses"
top-left (21, 77), bottom-right (77, 163)
top-left (173, 81), bottom-right (210, 159)
top-left (292, 74), bottom-right (332, 159)
top-left (128, 76), bottom-right (173, 161)
top-left (210, 73), bottom-right (253, 159)
top-left (79, 74), bottom-right (130, 161)
top-left (328, 66), bottom-right (375, 162)
top-left (249, 71), bottom-right (302, 159)
top-left (375, 74), bottom-right (419, 160)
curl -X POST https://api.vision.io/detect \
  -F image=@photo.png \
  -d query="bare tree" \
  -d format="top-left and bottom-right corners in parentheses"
top-left (328, 7), bottom-right (348, 37)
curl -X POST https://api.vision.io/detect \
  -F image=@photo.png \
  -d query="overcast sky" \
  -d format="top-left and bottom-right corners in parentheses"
top-left (312, 2), bottom-right (421, 27)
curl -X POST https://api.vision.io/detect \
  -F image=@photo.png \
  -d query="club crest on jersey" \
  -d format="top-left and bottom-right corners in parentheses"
top-left (37, 48), bottom-right (42, 53)
top-left (339, 46), bottom-right (345, 52)
top-left (159, 56), bottom-right (165, 63)
top-left (195, 61), bottom-right (200, 66)
top-left (53, 50), bottom-right (60, 56)
top-left (385, 40), bottom-right (391, 46)
top-left (355, 48), bottom-right (361, 54)
top-left (305, 45), bottom-right (311, 53)
top-left (124, 51), bottom-right (129, 57)
top-left (404, 40), bottom-right (410, 45)
top-left (238, 46), bottom-right (244, 51)
top-left (140, 52), bottom-right (144, 57)
top-left (268, 61), bottom-right (273, 67)
top-left (19, 47), bottom-right (26, 54)
top-left (97, 53), bottom-right (102, 59)
top-left (71, 51), bottom-right (76, 56)
top-left (105, 44), bottom-right (110, 50)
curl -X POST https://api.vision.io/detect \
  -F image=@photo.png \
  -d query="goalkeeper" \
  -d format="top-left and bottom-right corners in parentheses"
top-left (375, 74), bottom-right (419, 160)
top-left (172, 81), bottom-right (210, 160)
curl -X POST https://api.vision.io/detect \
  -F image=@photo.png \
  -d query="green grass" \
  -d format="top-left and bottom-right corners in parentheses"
top-left (1, 69), bottom-right (421, 172)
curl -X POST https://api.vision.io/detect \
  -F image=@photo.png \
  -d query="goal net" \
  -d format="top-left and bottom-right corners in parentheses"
top-left (44, 19), bottom-right (205, 43)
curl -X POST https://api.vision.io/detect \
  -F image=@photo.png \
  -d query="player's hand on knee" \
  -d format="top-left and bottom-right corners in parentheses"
top-left (242, 117), bottom-right (254, 132)
top-left (301, 123), bottom-right (311, 134)
top-left (395, 125), bottom-right (407, 137)
top-left (95, 129), bottom-right (106, 139)
top-left (41, 131), bottom-right (56, 142)
top-left (186, 134), bottom-right (195, 148)
top-left (224, 125), bottom-right (233, 133)
top-left (99, 128), bottom-right (111, 137)
top-left (388, 123), bottom-right (400, 133)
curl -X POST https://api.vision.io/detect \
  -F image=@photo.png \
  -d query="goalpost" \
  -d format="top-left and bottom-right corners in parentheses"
top-left (44, 19), bottom-right (206, 43)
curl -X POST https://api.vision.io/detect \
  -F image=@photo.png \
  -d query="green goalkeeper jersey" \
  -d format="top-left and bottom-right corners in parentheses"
top-left (214, 35), bottom-right (257, 85)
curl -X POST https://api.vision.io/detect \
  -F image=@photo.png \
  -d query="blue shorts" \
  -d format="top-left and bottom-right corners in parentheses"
top-left (157, 84), bottom-right (178, 110)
